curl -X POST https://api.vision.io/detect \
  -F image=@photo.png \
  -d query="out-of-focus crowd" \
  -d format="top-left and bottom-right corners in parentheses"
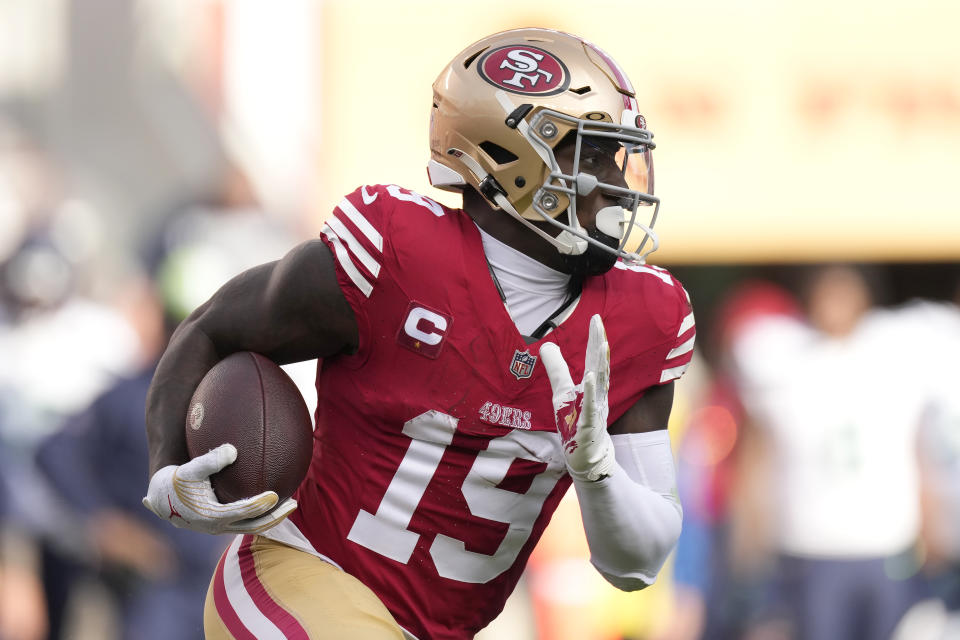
top-left (0, 112), bottom-right (310, 640)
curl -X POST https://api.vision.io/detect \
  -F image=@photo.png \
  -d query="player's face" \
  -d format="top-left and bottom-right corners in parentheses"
top-left (552, 134), bottom-right (628, 275)
top-left (806, 266), bottom-right (872, 337)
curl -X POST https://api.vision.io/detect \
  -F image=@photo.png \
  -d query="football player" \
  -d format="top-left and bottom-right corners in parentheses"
top-left (143, 28), bottom-right (694, 640)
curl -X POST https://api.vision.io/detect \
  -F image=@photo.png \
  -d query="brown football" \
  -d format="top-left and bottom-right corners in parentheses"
top-left (185, 351), bottom-right (313, 505)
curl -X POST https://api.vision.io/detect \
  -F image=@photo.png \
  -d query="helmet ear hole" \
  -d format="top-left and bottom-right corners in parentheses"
top-left (478, 141), bottom-right (519, 165)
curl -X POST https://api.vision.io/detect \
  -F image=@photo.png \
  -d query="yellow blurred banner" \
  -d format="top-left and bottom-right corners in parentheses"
top-left (314, 0), bottom-right (960, 263)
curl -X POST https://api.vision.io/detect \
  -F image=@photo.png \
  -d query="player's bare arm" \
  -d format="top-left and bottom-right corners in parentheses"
top-left (609, 381), bottom-right (674, 435)
top-left (141, 240), bottom-right (356, 535)
top-left (145, 239), bottom-right (355, 475)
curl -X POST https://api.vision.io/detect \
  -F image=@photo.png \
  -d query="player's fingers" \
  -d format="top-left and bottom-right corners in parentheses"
top-left (582, 371), bottom-right (598, 429)
top-left (271, 498), bottom-right (298, 521)
top-left (584, 315), bottom-right (608, 375)
top-left (141, 496), bottom-right (161, 518)
top-left (227, 498), bottom-right (297, 534)
top-left (226, 499), bottom-right (294, 535)
top-left (143, 465), bottom-right (177, 517)
top-left (598, 339), bottom-right (610, 393)
top-left (223, 490), bottom-right (280, 521)
top-left (539, 342), bottom-right (575, 397)
top-left (178, 443), bottom-right (237, 481)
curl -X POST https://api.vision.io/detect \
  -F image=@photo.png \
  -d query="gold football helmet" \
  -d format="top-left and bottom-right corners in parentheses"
top-left (429, 28), bottom-right (659, 262)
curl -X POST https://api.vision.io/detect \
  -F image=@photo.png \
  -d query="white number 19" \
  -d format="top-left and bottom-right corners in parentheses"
top-left (347, 410), bottom-right (565, 584)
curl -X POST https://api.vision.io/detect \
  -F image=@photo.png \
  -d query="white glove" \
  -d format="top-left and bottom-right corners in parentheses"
top-left (539, 314), bottom-right (616, 482)
top-left (142, 443), bottom-right (297, 535)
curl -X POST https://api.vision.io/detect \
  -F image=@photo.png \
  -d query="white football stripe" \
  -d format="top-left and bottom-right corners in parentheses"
top-left (337, 198), bottom-right (383, 252)
top-left (323, 226), bottom-right (373, 297)
top-left (666, 335), bottom-right (695, 360)
top-left (223, 536), bottom-right (286, 640)
top-left (659, 362), bottom-right (691, 384)
top-left (677, 312), bottom-right (695, 337)
top-left (327, 216), bottom-right (381, 277)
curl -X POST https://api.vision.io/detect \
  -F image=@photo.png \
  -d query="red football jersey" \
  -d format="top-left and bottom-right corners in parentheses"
top-left (286, 184), bottom-right (694, 640)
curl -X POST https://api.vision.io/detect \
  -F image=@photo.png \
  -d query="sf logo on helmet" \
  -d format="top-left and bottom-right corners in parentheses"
top-left (478, 45), bottom-right (569, 96)
top-left (501, 50), bottom-right (552, 89)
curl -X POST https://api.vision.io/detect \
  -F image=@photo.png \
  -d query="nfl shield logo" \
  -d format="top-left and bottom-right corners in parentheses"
top-left (509, 349), bottom-right (537, 380)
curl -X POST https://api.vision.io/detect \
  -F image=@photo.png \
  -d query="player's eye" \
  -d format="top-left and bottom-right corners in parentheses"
top-left (582, 138), bottom-right (621, 166)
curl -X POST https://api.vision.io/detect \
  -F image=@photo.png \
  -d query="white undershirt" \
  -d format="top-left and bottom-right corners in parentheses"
top-left (477, 225), bottom-right (572, 336)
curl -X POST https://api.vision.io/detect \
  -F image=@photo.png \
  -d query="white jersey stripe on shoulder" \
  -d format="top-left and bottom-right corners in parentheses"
top-left (322, 225), bottom-right (373, 297)
top-left (613, 262), bottom-right (673, 285)
top-left (327, 216), bottom-right (381, 278)
top-left (660, 362), bottom-right (691, 384)
top-left (666, 335), bottom-right (695, 360)
top-left (677, 312), bottom-right (695, 337)
top-left (337, 197), bottom-right (383, 252)
top-left (222, 536), bottom-right (286, 640)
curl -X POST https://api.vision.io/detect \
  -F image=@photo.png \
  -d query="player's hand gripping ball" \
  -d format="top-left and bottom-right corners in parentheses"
top-left (143, 352), bottom-right (312, 534)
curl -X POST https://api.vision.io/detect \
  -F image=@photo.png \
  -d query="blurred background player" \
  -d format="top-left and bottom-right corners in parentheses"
top-left (26, 158), bottom-right (304, 640)
top-left (653, 281), bottom-right (801, 640)
top-left (33, 280), bottom-right (225, 640)
top-left (724, 265), bottom-right (935, 640)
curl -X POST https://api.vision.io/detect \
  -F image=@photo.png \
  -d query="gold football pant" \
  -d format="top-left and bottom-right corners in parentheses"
top-left (204, 535), bottom-right (406, 639)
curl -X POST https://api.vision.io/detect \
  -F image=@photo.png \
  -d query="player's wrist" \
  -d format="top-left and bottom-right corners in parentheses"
top-left (563, 423), bottom-right (616, 482)
top-left (565, 448), bottom-right (616, 482)
top-left (569, 469), bottom-right (613, 484)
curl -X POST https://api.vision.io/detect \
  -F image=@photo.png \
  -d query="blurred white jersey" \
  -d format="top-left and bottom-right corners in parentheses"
top-left (731, 305), bottom-right (955, 558)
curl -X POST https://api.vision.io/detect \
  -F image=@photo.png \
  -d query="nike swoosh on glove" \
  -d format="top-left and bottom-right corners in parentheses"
top-left (539, 314), bottom-right (615, 482)
top-left (142, 443), bottom-right (296, 535)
